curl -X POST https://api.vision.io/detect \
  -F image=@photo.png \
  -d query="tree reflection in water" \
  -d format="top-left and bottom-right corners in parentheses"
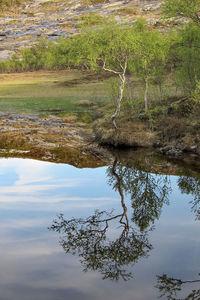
top-left (107, 158), bottom-right (171, 232)
top-left (50, 158), bottom-right (171, 281)
top-left (156, 273), bottom-right (200, 300)
top-left (156, 175), bottom-right (200, 299)
top-left (178, 176), bottom-right (200, 220)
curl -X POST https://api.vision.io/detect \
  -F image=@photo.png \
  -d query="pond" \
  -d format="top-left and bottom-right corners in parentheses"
top-left (0, 154), bottom-right (200, 300)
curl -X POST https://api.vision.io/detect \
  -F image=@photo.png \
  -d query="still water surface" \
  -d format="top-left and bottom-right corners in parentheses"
top-left (0, 157), bottom-right (200, 300)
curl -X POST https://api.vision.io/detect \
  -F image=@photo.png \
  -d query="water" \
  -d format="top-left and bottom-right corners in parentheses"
top-left (0, 156), bottom-right (200, 300)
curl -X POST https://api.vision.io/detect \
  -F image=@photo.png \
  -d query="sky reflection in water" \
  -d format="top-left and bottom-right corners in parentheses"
top-left (0, 158), bottom-right (199, 300)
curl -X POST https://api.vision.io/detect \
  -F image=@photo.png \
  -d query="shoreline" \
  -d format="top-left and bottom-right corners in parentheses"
top-left (0, 112), bottom-right (199, 174)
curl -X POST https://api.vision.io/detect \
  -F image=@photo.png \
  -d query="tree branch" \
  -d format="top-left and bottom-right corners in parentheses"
top-left (102, 60), bottom-right (121, 75)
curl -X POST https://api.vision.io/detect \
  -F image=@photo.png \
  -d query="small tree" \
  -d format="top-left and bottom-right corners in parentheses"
top-left (170, 23), bottom-right (200, 92)
top-left (68, 21), bottom-right (141, 129)
top-left (130, 25), bottom-right (167, 112)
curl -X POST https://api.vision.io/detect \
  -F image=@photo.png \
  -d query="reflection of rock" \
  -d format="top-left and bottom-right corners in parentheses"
top-left (160, 143), bottom-right (200, 158)
top-left (160, 146), bottom-right (183, 158)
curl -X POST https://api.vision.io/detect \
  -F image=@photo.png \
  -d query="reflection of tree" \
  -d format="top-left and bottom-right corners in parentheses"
top-left (107, 159), bottom-right (171, 231)
top-left (155, 176), bottom-right (200, 299)
top-left (50, 210), bottom-right (151, 281)
top-left (156, 273), bottom-right (200, 300)
top-left (50, 158), bottom-right (171, 281)
top-left (178, 176), bottom-right (200, 219)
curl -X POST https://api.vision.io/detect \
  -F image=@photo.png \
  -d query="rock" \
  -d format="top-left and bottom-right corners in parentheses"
top-left (0, 0), bottom-right (163, 54)
top-left (167, 148), bottom-right (183, 157)
top-left (77, 100), bottom-right (94, 106)
top-left (183, 145), bottom-right (198, 153)
top-left (0, 50), bottom-right (15, 60)
top-left (159, 145), bottom-right (184, 158)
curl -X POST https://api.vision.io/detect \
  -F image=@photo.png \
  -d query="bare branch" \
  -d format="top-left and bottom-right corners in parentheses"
top-left (102, 60), bottom-right (121, 75)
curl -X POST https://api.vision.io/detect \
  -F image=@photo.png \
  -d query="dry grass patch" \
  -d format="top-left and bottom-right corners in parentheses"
top-left (117, 7), bottom-right (140, 16)
top-left (0, 131), bottom-right (28, 149)
top-left (63, 115), bottom-right (76, 123)
top-left (93, 117), bottom-right (156, 148)
top-left (81, 0), bottom-right (106, 7)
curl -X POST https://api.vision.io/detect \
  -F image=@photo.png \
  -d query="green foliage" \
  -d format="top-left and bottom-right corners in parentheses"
top-left (105, 77), bottom-right (120, 103)
top-left (172, 24), bottom-right (200, 91)
top-left (127, 23), bottom-right (168, 111)
top-left (76, 111), bottom-right (94, 123)
top-left (67, 20), bottom-right (142, 72)
top-left (107, 160), bottom-right (170, 231)
top-left (131, 29), bottom-right (167, 80)
top-left (162, 0), bottom-right (200, 24)
top-left (77, 12), bottom-right (108, 29)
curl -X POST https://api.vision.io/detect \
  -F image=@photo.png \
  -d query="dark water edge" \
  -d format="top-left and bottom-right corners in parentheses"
top-left (107, 147), bottom-right (200, 176)
top-left (0, 150), bottom-right (199, 300)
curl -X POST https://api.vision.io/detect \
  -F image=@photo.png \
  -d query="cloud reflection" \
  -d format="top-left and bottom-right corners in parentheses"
top-left (0, 158), bottom-right (115, 207)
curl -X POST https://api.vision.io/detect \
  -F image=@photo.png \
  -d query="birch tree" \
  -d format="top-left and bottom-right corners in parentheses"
top-left (130, 26), bottom-right (167, 112)
top-left (68, 22), bottom-right (140, 129)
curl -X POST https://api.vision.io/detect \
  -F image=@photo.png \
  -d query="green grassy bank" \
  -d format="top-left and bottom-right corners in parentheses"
top-left (0, 70), bottom-right (108, 115)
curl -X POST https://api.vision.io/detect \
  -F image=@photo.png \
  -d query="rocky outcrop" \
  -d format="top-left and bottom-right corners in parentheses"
top-left (0, 112), bottom-right (111, 166)
top-left (0, 0), bottom-right (163, 58)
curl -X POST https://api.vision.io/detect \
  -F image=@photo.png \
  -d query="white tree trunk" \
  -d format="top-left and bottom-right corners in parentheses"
top-left (144, 78), bottom-right (149, 113)
top-left (102, 58), bottom-right (127, 130)
top-left (111, 73), bottom-right (126, 130)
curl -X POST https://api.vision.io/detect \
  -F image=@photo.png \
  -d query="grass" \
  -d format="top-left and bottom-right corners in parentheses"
top-left (117, 7), bottom-right (140, 16)
top-left (93, 116), bottom-right (156, 147)
top-left (0, 70), bottom-right (108, 114)
top-left (0, 69), bottom-right (185, 119)
top-left (77, 12), bottom-right (107, 28)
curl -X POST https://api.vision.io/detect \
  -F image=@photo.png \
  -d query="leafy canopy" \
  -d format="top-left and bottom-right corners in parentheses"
top-left (172, 23), bottom-right (200, 90)
top-left (67, 20), bottom-right (143, 73)
top-left (130, 26), bottom-right (168, 80)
